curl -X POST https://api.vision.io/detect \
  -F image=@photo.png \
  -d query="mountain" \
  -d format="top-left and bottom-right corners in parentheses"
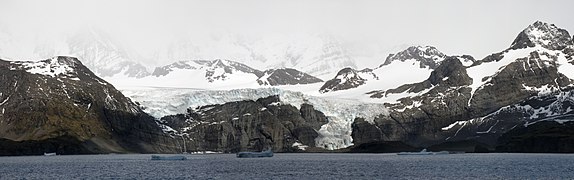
top-left (319, 45), bottom-right (459, 94)
top-left (0, 27), bottom-right (151, 78)
top-left (354, 21), bottom-right (574, 150)
top-left (5, 21), bottom-right (573, 154)
top-left (109, 59), bottom-right (322, 89)
top-left (0, 56), bottom-right (177, 155)
top-left (112, 21), bottom-right (574, 153)
top-left (380, 45), bottom-right (448, 69)
top-left (510, 21), bottom-right (573, 51)
top-left (66, 28), bottom-right (150, 78)
top-left (161, 34), bottom-right (356, 80)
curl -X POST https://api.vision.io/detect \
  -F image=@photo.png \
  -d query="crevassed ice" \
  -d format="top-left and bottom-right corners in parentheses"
top-left (122, 87), bottom-right (388, 150)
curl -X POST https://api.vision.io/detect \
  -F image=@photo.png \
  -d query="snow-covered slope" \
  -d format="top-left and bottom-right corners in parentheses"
top-left (318, 45), bottom-right (453, 103)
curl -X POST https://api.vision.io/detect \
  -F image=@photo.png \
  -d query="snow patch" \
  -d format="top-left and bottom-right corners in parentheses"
top-left (441, 121), bottom-right (468, 131)
top-left (11, 57), bottom-right (77, 78)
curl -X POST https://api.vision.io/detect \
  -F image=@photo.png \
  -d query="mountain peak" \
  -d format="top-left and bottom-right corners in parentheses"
top-left (510, 21), bottom-right (573, 50)
top-left (380, 45), bottom-right (446, 69)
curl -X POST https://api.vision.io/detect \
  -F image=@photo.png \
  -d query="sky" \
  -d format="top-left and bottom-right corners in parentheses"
top-left (0, 0), bottom-right (573, 68)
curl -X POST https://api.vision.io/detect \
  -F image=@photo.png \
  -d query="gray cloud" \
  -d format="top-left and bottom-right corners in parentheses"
top-left (1, 0), bottom-right (573, 67)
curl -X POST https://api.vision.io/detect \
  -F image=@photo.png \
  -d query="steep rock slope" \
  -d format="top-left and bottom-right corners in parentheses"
top-left (157, 95), bottom-right (328, 152)
top-left (0, 56), bottom-right (177, 155)
top-left (354, 21), bottom-right (574, 148)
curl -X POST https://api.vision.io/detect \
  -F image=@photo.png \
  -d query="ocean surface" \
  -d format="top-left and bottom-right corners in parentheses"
top-left (1, 153), bottom-right (574, 179)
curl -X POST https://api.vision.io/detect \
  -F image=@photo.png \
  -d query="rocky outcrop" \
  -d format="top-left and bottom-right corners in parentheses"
top-left (319, 68), bottom-right (376, 93)
top-left (0, 56), bottom-right (178, 155)
top-left (158, 95), bottom-right (328, 153)
top-left (257, 68), bottom-right (323, 86)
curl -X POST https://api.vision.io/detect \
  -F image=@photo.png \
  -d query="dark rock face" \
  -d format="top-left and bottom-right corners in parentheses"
top-left (0, 135), bottom-right (95, 156)
top-left (381, 46), bottom-right (446, 69)
top-left (158, 95), bottom-right (328, 153)
top-left (351, 118), bottom-right (383, 145)
top-left (365, 57), bottom-right (473, 146)
top-left (510, 21), bottom-right (573, 50)
top-left (427, 140), bottom-right (492, 153)
top-left (0, 57), bottom-right (177, 155)
top-left (257, 68), bottom-right (323, 86)
top-left (348, 141), bottom-right (418, 153)
top-left (319, 68), bottom-right (376, 93)
top-left (358, 22), bottom-right (574, 148)
top-left (469, 51), bottom-right (571, 116)
top-left (496, 121), bottom-right (574, 153)
top-left (443, 86), bottom-right (574, 146)
top-left (366, 49), bottom-right (573, 146)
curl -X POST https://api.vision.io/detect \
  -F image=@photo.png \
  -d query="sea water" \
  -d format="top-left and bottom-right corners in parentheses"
top-left (1, 153), bottom-right (573, 179)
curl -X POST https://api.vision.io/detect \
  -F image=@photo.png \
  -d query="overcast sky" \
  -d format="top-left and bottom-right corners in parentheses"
top-left (0, 0), bottom-right (573, 66)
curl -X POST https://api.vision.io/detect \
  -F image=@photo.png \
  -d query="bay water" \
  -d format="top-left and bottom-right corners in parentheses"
top-left (1, 153), bottom-right (573, 179)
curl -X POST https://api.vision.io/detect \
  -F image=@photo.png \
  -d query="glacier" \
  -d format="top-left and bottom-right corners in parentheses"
top-left (121, 87), bottom-right (388, 150)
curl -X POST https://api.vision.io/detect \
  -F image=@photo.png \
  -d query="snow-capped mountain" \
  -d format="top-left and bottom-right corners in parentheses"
top-left (354, 21), bottom-right (574, 149)
top-left (0, 56), bottom-right (178, 155)
top-left (4, 21), bottom-right (574, 154)
top-left (380, 45), bottom-right (448, 69)
top-left (160, 33), bottom-right (356, 80)
top-left (510, 21), bottom-right (573, 51)
top-left (318, 45), bottom-right (457, 97)
top-left (0, 27), bottom-right (151, 78)
top-left (0, 27), bottom-right (356, 84)
top-left (127, 21), bottom-right (574, 152)
top-left (109, 59), bottom-right (322, 89)
top-left (66, 28), bottom-right (150, 78)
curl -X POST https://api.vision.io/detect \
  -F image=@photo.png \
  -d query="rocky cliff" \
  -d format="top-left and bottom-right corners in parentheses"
top-left (352, 21), bottom-right (574, 150)
top-left (157, 95), bottom-right (328, 153)
top-left (0, 56), bottom-right (178, 155)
